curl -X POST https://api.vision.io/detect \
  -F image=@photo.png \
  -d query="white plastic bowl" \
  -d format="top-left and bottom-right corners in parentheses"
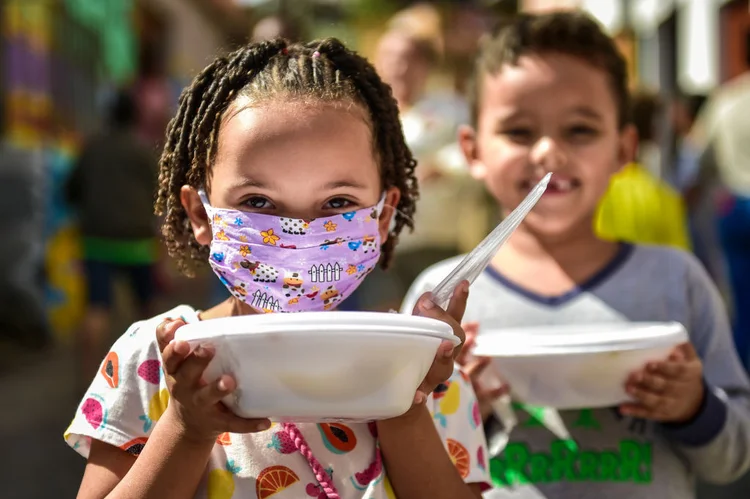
top-left (472, 322), bottom-right (688, 409)
top-left (174, 312), bottom-right (459, 422)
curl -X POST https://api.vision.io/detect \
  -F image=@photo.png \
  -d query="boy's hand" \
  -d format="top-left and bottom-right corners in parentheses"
top-left (398, 281), bottom-right (469, 417)
top-left (156, 318), bottom-right (272, 443)
top-left (457, 323), bottom-right (509, 421)
top-left (620, 342), bottom-right (705, 423)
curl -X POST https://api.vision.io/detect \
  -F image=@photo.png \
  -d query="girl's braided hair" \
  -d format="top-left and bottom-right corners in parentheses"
top-left (155, 38), bottom-right (418, 276)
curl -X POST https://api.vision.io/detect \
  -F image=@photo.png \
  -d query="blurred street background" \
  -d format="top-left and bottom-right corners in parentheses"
top-left (0, 0), bottom-right (749, 497)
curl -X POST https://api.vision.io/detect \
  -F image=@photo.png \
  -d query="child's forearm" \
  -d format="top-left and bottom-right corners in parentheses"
top-left (377, 406), bottom-right (482, 499)
top-left (106, 407), bottom-right (214, 499)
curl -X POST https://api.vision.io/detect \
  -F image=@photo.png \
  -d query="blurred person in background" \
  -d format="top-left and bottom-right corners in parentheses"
top-left (671, 92), bottom-right (708, 193)
top-left (629, 90), bottom-right (663, 178)
top-left (67, 89), bottom-right (159, 390)
top-left (691, 50), bottom-right (750, 370)
top-left (363, 4), bottom-right (490, 310)
top-left (595, 89), bottom-right (691, 250)
top-left (668, 92), bottom-right (724, 284)
top-left (251, 14), bottom-right (305, 43)
top-left (133, 45), bottom-right (172, 150)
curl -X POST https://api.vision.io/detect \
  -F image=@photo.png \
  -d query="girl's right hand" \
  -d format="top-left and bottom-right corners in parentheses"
top-left (456, 322), bottom-right (509, 421)
top-left (156, 318), bottom-right (272, 443)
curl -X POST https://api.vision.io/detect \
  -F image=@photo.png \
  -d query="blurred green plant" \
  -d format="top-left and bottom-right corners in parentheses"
top-left (347, 0), bottom-right (402, 21)
top-left (63, 0), bottom-right (136, 82)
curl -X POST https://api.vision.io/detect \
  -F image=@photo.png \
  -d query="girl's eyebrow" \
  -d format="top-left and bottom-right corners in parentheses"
top-left (228, 178), bottom-right (267, 191)
top-left (323, 180), bottom-right (368, 190)
top-left (226, 178), bottom-right (368, 193)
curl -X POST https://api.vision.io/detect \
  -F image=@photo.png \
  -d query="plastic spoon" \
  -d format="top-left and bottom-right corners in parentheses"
top-left (430, 172), bottom-right (552, 309)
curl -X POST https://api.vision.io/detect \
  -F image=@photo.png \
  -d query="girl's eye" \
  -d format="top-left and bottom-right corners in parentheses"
top-left (326, 198), bottom-right (353, 210)
top-left (245, 197), bottom-right (272, 210)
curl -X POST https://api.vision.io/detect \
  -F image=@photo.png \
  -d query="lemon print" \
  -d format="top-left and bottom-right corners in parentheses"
top-left (63, 421), bottom-right (73, 440)
top-left (439, 381), bottom-right (461, 415)
top-left (208, 459), bottom-right (241, 499)
top-left (138, 388), bottom-right (170, 432)
top-left (384, 475), bottom-right (397, 499)
top-left (433, 381), bottom-right (461, 428)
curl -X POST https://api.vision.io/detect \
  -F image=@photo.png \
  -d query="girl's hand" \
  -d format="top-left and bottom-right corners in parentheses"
top-left (407, 281), bottom-right (470, 409)
top-left (456, 323), bottom-right (509, 421)
top-left (156, 318), bottom-right (272, 443)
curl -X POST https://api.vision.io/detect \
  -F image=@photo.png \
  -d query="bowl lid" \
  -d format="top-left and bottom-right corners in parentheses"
top-left (175, 311), bottom-right (461, 345)
top-left (472, 322), bottom-right (688, 357)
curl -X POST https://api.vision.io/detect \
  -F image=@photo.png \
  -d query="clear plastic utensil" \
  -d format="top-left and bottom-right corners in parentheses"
top-left (430, 172), bottom-right (552, 308)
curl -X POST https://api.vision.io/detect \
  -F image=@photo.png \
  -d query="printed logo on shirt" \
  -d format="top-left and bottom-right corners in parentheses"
top-left (489, 439), bottom-right (653, 487)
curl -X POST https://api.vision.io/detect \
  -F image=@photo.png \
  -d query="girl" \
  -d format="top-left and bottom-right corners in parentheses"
top-left (66, 38), bottom-right (489, 499)
top-left (404, 12), bottom-right (750, 499)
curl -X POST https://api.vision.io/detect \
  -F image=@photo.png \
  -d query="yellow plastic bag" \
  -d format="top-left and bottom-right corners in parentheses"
top-left (595, 163), bottom-right (691, 250)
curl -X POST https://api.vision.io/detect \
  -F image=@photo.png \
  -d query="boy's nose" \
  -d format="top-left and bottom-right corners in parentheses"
top-left (530, 137), bottom-right (567, 171)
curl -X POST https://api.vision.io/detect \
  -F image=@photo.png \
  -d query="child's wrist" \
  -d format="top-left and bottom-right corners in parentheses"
top-left (670, 381), bottom-right (707, 424)
top-left (164, 403), bottom-right (220, 447)
top-left (378, 403), bottom-right (431, 430)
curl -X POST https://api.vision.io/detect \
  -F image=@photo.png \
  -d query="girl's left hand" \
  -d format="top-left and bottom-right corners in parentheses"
top-left (407, 281), bottom-right (470, 409)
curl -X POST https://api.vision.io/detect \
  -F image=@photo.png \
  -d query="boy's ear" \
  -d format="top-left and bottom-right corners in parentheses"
top-left (181, 186), bottom-right (212, 246)
top-left (617, 124), bottom-right (639, 171)
top-left (458, 124), bottom-right (487, 180)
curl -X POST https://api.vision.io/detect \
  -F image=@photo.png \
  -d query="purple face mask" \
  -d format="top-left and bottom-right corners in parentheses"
top-left (199, 191), bottom-right (386, 313)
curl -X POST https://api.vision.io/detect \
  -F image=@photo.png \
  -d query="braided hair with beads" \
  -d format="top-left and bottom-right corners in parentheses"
top-left (155, 38), bottom-right (418, 277)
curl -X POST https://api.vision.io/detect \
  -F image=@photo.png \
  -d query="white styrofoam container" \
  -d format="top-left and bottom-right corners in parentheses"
top-left (174, 312), bottom-right (460, 422)
top-left (472, 322), bottom-right (688, 409)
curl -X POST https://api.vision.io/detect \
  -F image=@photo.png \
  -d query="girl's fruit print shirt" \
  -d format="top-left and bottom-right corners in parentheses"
top-left (65, 305), bottom-right (490, 499)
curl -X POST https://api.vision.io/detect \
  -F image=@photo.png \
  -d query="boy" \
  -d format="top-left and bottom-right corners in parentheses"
top-left (403, 12), bottom-right (750, 499)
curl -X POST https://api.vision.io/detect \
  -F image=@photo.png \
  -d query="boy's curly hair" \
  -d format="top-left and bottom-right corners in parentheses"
top-left (154, 38), bottom-right (418, 276)
top-left (469, 11), bottom-right (630, 129)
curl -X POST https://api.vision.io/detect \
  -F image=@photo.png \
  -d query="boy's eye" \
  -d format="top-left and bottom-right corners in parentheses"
top-left (244, 197), bottom-right (273, 210)
top-left (326, 198), bottom-right (353, 210)
top-left (568, 125), bottom-right (597, 137)
top-left (503, 128), bottom-right (533, 142)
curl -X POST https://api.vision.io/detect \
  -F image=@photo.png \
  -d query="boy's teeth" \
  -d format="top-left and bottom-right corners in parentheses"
top-left (550, 179), bottom-right (573, 191)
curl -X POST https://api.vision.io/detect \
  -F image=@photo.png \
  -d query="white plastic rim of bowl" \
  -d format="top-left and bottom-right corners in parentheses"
top-left (170, 313), bottom-right (455, 421)
top-left (472, 322), bottom-right (688, 357)
top-left (175, 311), bottom-right (461, 346)
top-left (471, 322), bottom-right (688, 409)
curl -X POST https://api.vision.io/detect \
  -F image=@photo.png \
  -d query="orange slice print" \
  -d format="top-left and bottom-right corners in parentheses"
top-left (447, 439), bottom-right (470, 479)
top-left (216, 432), bottom-right (231, 446)
top-left (255, 465), bottom-right (300, 499)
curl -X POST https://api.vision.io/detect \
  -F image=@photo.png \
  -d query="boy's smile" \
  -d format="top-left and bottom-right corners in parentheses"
top-left (522, 174), bottom-right (581, 196)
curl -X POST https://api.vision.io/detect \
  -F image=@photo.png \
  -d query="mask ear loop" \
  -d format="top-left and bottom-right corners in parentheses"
top-left (196, 189), bottom-right (216, 220)
top-left (381, 202), bottom-right (415, 234)
top-left (197, 189), bottom-right (210, 206)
